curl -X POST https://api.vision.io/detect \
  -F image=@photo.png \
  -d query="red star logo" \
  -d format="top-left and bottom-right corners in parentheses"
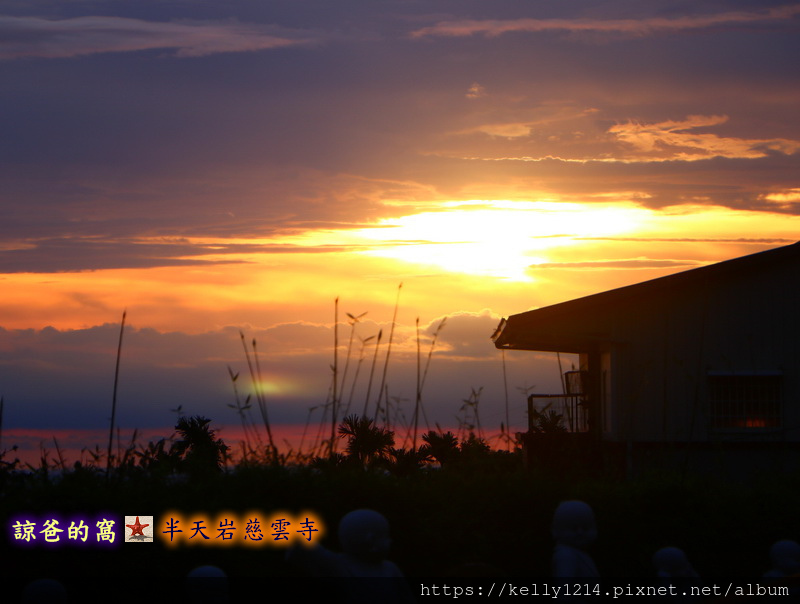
top-left (126, 516), bottom-right (150, 537)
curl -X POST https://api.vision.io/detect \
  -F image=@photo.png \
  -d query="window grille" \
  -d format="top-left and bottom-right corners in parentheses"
top-left (708, 373), bottom-right (781, 430)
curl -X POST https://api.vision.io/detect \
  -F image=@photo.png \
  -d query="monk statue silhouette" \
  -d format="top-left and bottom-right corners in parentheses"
top-left (551, 500), bottom-right (599, 577)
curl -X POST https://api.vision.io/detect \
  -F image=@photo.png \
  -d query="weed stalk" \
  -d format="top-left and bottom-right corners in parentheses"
top-left (330, 297), bottom-right (339, 456)
top-left (362, 329), bottom-right (382, 417)
top-left (106, 309), bottom-right (126, 475)
top-left (375, 282), bottom-right (402, 419)
top-left (252, 338), bottom-right (278, 460)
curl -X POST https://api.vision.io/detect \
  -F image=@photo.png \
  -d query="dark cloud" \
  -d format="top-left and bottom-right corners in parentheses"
top-left (1, 1), bottom-right (796, 463)
top-left (529, 259), bottom-right (701, 270)
top-left (1, 0), bottom-right (798, 272)
top-left (411, 5), bottom-right (800, 39)
top-left (0, 312), bottom-right (560, 434)
top-left (575, 237), bottom-right (796, 244)
top-left (0, 237), bottom-right (371, 273)
top-left (0, 15), bottom-right (317, 60)
top-left (425, 310), bottom-right (502, 359)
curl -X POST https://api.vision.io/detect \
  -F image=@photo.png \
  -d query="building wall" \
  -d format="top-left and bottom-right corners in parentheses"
top-left (597, 260), bottom-right (799, 444)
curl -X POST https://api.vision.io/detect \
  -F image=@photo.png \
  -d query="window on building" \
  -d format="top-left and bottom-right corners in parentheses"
top-left (707, 373), bottom-right (782, 430)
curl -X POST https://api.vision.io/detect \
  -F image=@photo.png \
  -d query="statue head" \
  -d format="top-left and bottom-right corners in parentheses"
top-left (186, 565), bottom-right (229, 603)
top-left (770, 540), bottom-right (800, 576)
top-left (338, 509), bottom-right (392, 562)
top-left (551, 500), bottom-right (597, 549)
top-left (22, 579), bottom-right (68, 603)
top-left (653, 546), bottom-right (697, 578)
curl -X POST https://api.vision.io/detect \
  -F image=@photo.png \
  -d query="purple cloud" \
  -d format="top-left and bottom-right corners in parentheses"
top-left (0, 15), bottom-right (316, 60)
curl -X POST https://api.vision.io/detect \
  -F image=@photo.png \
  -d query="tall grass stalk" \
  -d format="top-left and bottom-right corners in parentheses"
top-left (53, 437), bottom-right (66, 471)
top-left (314, 377), bottom-right (335, 457)
top-left (385, 389), bottom-right (403, 433)
top-left (32, 444), bottom-right (50, 473)
top-left (378, 384), bottom-right (389, 427)
top-left (298, 405), bottom-right (318, 457)
top-left (0, 395), bottom-right (4, 451)
top-left (417, 317), bottom-right (445, 432)
top-left (227, 366), bottom-right (260, 460)
top-left (420, 318), bottom-right (446, 394)
top-left (251, 338), bottom-right (278, 460)
top-left (457, 387), bottom-right (484, 441)
top-left (345, 334), bottom-right (374, 416)
top-left (413, 318), bottom-right (421, 450)
top-left (119, 429), bottom-right (138, 469)
top-left (330, 297), bottom-right (339, 456)
top-left (391, 395), bottom-right (411, 444)
top-left (502, 349), bottom-right (511, 451)
top-left (338, 311), bottom-right (366, 415)
top-left (362, 329), bottom-right (382, 417)
top-left (384, 385), bottom-right (392, 428)
top-left (410, 317), bottom-right (446, 450)
top-left (116, 426), bottom-right (123, 466)
top-left (106, 309), bottom-right (126, 475)
top-left (229, 368), bottom-right (249, 448)
top-left (375, 282), bottom-right (402, 420)
top-left (239, 332), bottom-right (277, 460)
top-left (473, 388), bottom-right (484, 440)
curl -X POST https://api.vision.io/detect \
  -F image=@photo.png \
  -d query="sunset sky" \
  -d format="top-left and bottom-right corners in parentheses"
top-left (1, 1), bottom-right (798, 461)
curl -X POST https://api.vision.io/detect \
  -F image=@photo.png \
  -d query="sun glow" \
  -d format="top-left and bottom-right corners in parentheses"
top-left (347, 201), bottom-right (646, 281)
top-left (168, 201), bottom-right (796, 287)
top-left (252, 377), bottom-right (305, 397)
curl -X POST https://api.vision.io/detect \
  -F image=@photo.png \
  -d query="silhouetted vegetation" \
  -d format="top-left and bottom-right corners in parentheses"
top-left (3, 413), bottom-right (799, 590)
top-left (172, 415), bottom-right (230, 478)
top-left (4, 302), bottom-right (797, 592)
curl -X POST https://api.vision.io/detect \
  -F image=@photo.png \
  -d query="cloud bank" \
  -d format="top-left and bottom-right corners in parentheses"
top-left (412, 5), bottom-right (800, 39)
top-left (0, 15), bottom-right (314, 59)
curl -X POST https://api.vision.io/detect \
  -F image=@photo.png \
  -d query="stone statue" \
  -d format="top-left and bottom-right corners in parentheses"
top-left (764, 540), bottom-right (800, 577)
top-left (653, 547), bottom-right (698, 578)
top-left (286, 509), bottom-right (414, 602)
top-left (551, 500), bottom-right (599, 577)
top-left (186, 565), bottom-right (230, 603)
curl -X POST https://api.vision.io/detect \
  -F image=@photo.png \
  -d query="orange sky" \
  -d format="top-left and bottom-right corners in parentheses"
top-left (2, 203), bottom-right (798, 334)
top-left (1, 2), bottom-right (798, 460)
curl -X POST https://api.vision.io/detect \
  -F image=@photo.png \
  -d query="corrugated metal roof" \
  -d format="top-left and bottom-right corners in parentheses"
top-left (493, 241), bottom-right (800, 351)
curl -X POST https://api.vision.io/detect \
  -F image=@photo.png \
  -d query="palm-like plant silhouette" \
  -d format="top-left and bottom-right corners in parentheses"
top-left (172, 416), bottom-right (229, 478)
top-left (337, 415), bottom-right (394, 467)
top-left (420, 430), bottom-right (460, 467)
top-left (389, 446), bottom-right (431, 476)
top-left (530, 403), bottom-right (567, 435)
